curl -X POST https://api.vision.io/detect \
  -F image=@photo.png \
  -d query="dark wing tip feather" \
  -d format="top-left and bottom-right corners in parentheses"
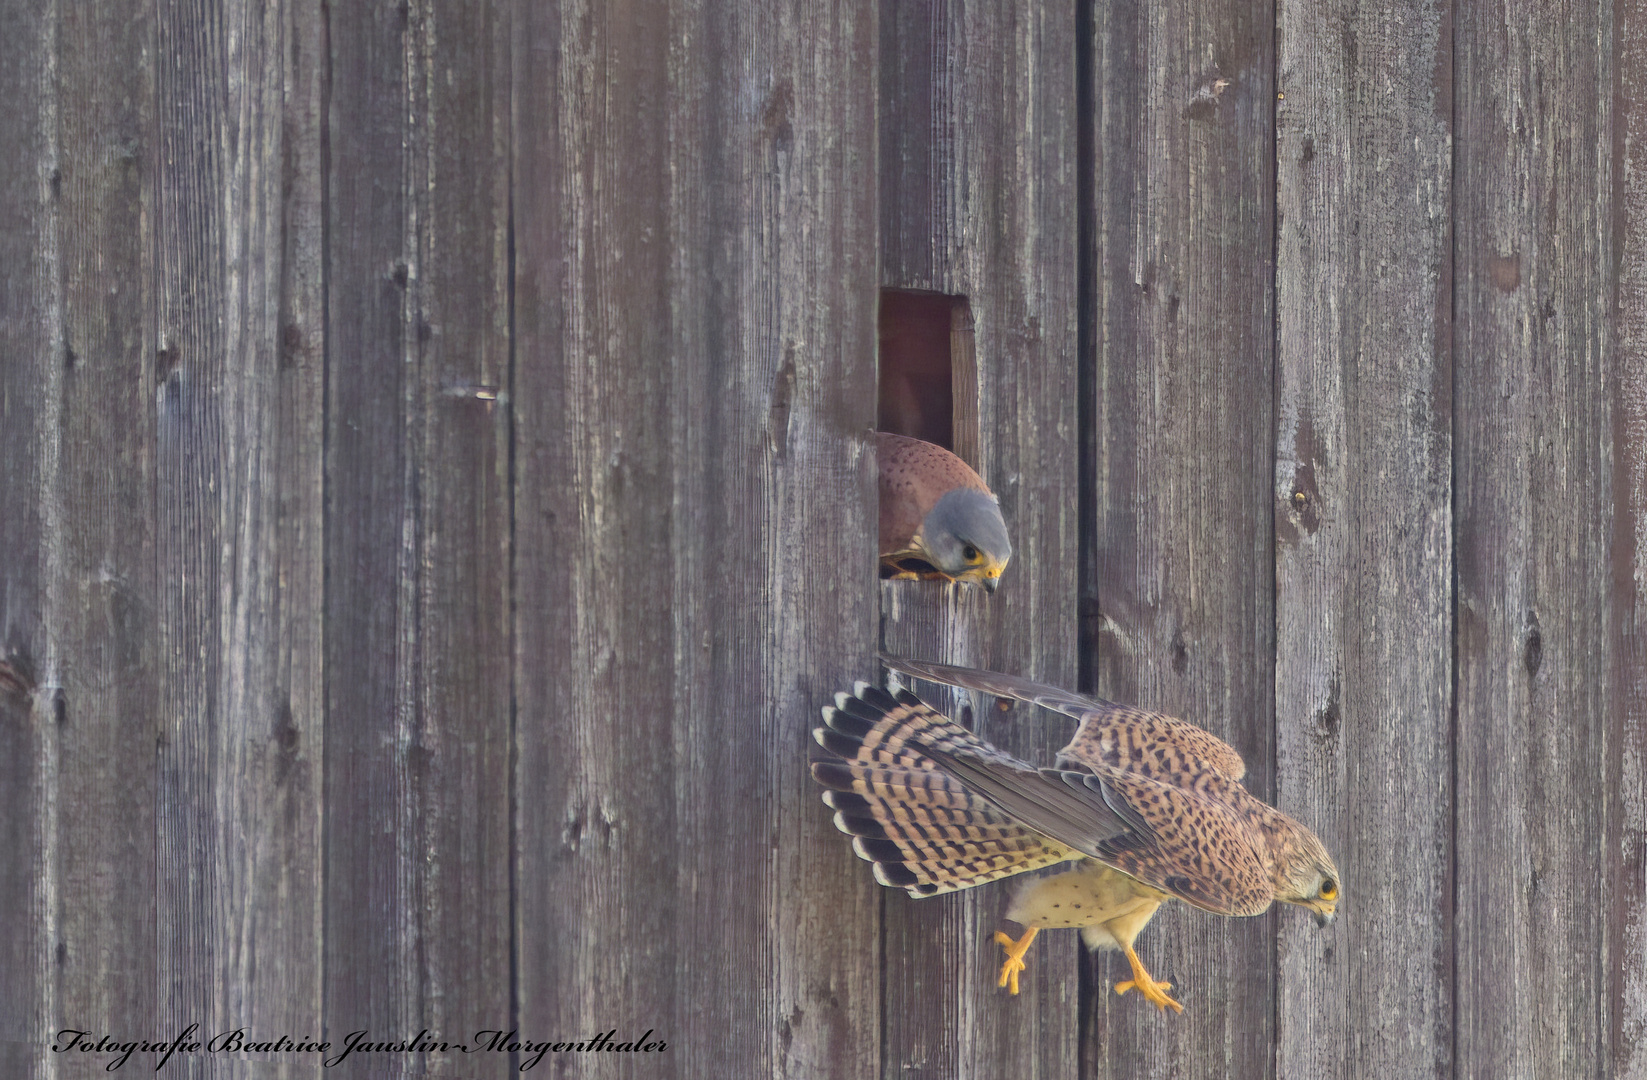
top-left (814, 727), bottom-right (863, 761)
top-left (811, 760), bottom-right (858, 790)
top-left (822, 790), bottom-right (872, 815)
top-left (832, 812), bottom-right (888, 840)
top-left (871, 862), bottom-right (921, 889)
top-left (823, 702), bottom-right (879, 739)
top-left (852, 836), bottom-right (908, 864)
top-left (859, 684), bottom-right (900, 713)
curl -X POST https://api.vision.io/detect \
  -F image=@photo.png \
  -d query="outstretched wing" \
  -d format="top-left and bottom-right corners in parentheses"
top-left (881, 653), bottom-right (1110, 717)
top-left (880, 654), bottom-right (1248, 783)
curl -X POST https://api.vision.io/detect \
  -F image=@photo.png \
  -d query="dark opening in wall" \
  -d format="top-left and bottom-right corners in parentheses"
top-left (878, 290), bottom-right (977, 466)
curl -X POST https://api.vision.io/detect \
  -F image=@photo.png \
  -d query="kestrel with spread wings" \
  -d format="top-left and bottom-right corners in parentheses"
top-left (877, 433), bottom-right (1011, 592)
top-left (811, 656), bottom-right (1339, 1012)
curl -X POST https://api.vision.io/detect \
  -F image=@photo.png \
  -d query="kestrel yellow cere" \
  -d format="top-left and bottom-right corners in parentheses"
top-left (877, 433), bottom-right (1011, 592)
top-left (811, 656), bottom-right (1339, 1013)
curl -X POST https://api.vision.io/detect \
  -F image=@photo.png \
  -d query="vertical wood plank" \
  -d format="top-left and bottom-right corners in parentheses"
top-left (0, 1), bottom-right (66, 1074)
top-left (513, 3), bottom-right (681, 1071)
top-left (149, 1), bottom-right (327, 1073)
top-left (1616, 0), bottom-right (1647, 1069)
top-left (513, 0), bottom-right (880, 1075)
top-left (1273, 0), bottom-right (1453, 1076)
top-left (324, 0), bottom-right (512, 1069)
top-left (150, 0), bottom-right (226, 1048)
top-left (48, 0), bottom-right (163, 1072)
top-left (1083, 0), bottom-right (1276, 1074)
top-left (1454, 2), bottom-right (1618, 1075)
top-left (322, 0), bottom-right (414, 1039)
top-left (879, 3), bottom-right (1080, 1077)
top-left (256, 0), bottom-right (329, 1066)
top-left (406, 0), bottom-right (514, 1063)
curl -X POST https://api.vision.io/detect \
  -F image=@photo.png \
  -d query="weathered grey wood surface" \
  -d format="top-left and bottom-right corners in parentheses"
top-left (150, 5), bottom-right (329, 1076)
top-left (1, 0), bottom-right (1644, 1077)
top-left (1454, 4), bottom-right (1624, 1077)
top-left (0, 3), bottom-right (71, 1076)
top-left (1273, 2), bottom-right (1453, 1078)
top-left (323, 2), bottom-right (513, 1074)
top-left (1619, 2), bottom-right (1647, 1076)
top-left (514, 3), bottom-right (879, 1079)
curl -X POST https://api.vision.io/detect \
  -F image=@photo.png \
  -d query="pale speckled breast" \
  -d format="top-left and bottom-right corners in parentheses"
top-left (1005, 861), bottom-right (1165, 930)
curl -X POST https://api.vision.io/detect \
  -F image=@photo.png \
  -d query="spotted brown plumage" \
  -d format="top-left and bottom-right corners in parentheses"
top-left (877, 432), bottom-right (1011, 591)
top-left (810, 683), bottom-right (1080, 895)
top-left (811, 657), bottom-right (1340, 1012)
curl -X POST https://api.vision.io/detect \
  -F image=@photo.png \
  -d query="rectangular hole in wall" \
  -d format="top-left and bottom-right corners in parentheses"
top-left (878, 289), bottom-right (977, 467)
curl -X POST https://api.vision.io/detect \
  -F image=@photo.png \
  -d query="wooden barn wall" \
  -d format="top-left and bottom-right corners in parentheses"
top-left (514, 4), bottom-right (879, 1080)
top-left (1271, 2), bottom-right (1452, 1078)
top-left (1619, 0), bottom-right (1647, 1074)
top-left (1453, 3), bottom-right (1625, 1076)
top-left (0, 0), bottom-right (1644, 1078)
top-left (323, 1), bottom-right (511, 1070)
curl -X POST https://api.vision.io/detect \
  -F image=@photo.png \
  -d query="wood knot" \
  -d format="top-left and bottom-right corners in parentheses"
top-left (1523, 611), bottom-right (1542, 679)
top-left (0, 656), bottom-right (35, 704)
top-left (155, 343), bottom-right (181, 380)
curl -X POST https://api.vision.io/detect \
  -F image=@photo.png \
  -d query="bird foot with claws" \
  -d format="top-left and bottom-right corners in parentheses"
top-left (993, 927), bottom-right (1039, 995)
top-left (1115, 943), bottom-right (1183, 1013)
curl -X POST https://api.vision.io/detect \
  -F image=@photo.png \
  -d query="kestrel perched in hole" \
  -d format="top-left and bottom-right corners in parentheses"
top-left (877, 432), bottom-right (1011, 592)
top-left (811, 656), bottom-right (1339, 1013)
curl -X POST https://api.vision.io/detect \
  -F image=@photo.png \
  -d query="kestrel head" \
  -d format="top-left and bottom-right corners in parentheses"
top-left (1266, 815), bottom-right (1341, 928)
top-left (917, 489), bottom-right (1012, 592)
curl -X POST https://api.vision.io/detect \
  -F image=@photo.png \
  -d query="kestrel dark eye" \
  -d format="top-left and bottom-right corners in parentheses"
top-left (963, 544), bottom-right (979, 562)
top-left (1320, 879), bottom-right (1338, 900)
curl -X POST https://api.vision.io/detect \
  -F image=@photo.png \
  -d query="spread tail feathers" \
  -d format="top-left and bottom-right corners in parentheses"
top-left (811, 682), bottom-right (1075, 897)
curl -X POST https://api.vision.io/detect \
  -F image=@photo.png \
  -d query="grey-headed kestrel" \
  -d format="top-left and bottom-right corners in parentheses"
top-left (877, 432), bottom-right (1011, 592)
top-left (811, 656), bottom-right (1339, 1012)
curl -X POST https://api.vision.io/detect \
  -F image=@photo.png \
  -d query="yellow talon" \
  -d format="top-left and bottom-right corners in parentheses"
top-left (1115, 943), bottom-right (1184, 1013)
top-left (993, 927), bottom-right (1039, 995)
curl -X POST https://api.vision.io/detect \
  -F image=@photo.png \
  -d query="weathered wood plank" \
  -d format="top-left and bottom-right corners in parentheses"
top-left (0, 2), bottom-right (68, 1075)
top-left (880, 2), bottom-right (1080, 1076)
top-left (1273, 0), bottom-right (1453, 1075)
top-left (321, 0), bottom-right (416, 1040)
top-left (45, 3), bottom-right (163, 1076)
top-left (513, 0), bottom-right (880, 1075)
top-left (323, 0), bottom-right (512, 1070)
top-left (400, 1), bottom-right (514, 1066)
top-left (1454, 3), bottom-right (1618, 1075)
top-left (149, 0), bottom-right (327, 1073)
top-left (512, 6), bottom-right (684, 1073)
top-left (1083, 0), bottom-right (1277, 1074)
top-left (1616, 0), bottom-right (1647, 1070)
